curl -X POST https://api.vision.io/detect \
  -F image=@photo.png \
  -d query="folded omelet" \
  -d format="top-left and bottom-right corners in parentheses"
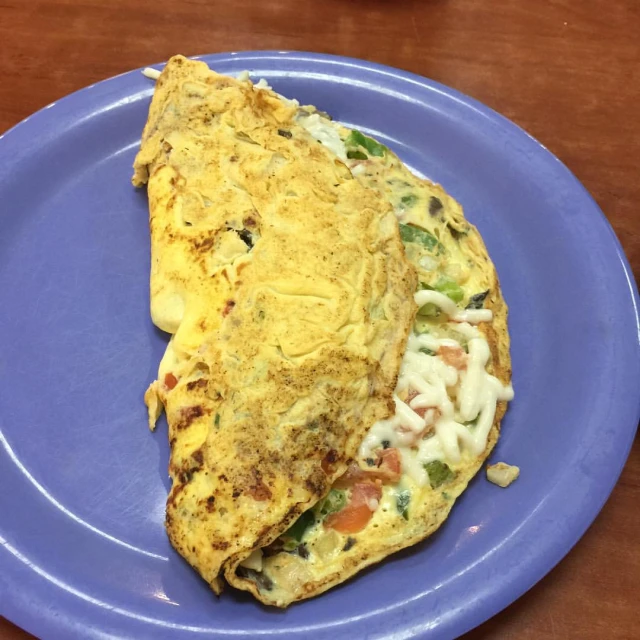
top-left (132, 57), bottom-right (417, 595)
top-left (228, 104), bottom-right (514, 604)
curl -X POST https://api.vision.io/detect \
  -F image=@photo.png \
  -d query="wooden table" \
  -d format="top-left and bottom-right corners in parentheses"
top-left (1, 1), bottom-right (638, 638)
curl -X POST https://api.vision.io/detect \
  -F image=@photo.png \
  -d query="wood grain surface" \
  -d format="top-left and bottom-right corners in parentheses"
top-left (0, 0), bottom-right (638, 638)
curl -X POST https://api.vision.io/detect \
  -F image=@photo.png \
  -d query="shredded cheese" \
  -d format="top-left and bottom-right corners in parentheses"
top-left (360, 326), bottom-right (513, 485)
top-left (296, 113), bottom-right (347, 161)
top-left (415, 289), bottom-right (493, 324)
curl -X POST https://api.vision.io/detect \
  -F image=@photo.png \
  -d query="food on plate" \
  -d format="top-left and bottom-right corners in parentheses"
top-left (132, 56), bottom-right (417, 597)
top-left (134, 55), bottom-right (514, 607)
top-left (240, 103), bottom-right (514, 605)
top-left (486, 462), bottom-right (520, 487)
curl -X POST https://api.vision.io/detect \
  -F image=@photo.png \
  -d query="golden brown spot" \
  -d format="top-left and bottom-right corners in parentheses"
top-left (248, 469), bottom-right (272, 501)
top-left (167, 482), bottom-right (187, 508)
top-left (321, 448), bottom-right (338, 474)
top-left (175, 405), bottom-right (206, 430)
top-left (211, 541), bottom-right (230, 551)
top-left (186, 378), bottom-right (208, 391)
top-left (192, 236), bottom-right (214, 252)
top-left (305, 476), bottom-right (324, 496)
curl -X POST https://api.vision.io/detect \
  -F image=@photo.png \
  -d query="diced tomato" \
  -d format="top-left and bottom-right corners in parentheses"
top-left (332, 464), bottom-right (367, 489)
top-left (324, 503), bottom-right (371, 534)
top-left (324, 482), bottom-right (382, 534)
top-left (351, 481), bottom-right (382, 506)
top-left (413, 406), bottom-right (428, 418)
top-left (412, 405), bottom-right (440, 421)
top-left (405, 389), bottom-right (419, 403)
top-left (375, 448), bottom-right (402, 483)
top-left (333, 447), bottom-right (402, 487)
top-left (438, 345), bottom-right (467, 370)
top-left (164, 372), bottom-right (178, 390)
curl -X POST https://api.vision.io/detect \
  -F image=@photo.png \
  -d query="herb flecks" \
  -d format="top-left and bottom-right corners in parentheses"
top-left (424, 460), bottom-right (454, 488)
top-left (396, 490), bottom-right (411, 520)
top-left (434, 276), bottom-right (464, 303)
top-left (429, 196), bottom-right (443, 216)
top-left (466, 290), bottom-right (490, 309)
top-left (401, 194), bottom-right (418, 208)
top-left (345, 129), bottom-right (387, 157)
top-left (317, 489), bottom-right (347, 517)
top-left (399, 223), bottom-right (442, 254)
top-left (283, 510), bottom-right (315, 542)
top-left (343, 537), bottom-right (356, 551)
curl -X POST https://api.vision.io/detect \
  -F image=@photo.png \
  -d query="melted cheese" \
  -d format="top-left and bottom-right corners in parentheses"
top-left (360, 315), bottom-right (513, 486)
top-left (414, 289), bottom-right (493, 324)
top-left (297, 113), bottom-right (348, 161)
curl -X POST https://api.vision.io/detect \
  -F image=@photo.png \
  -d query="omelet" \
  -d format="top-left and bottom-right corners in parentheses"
top-left (132, 57), bottom-right (417, 595)
top-left (231, 115), bottom-right (514, 605)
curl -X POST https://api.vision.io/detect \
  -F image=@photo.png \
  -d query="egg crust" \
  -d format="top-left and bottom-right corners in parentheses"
top-left (132, 56), bottom-right (417, 594)
top-left (233, 127), bottom-right (512, 606)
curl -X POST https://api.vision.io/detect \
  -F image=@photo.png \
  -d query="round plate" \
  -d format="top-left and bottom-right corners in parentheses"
top-left (1, 52), bottom-right (638, 640)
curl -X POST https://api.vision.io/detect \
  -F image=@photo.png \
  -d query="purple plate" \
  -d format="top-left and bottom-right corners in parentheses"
top-left (1, 52), bottom-right (638, 640)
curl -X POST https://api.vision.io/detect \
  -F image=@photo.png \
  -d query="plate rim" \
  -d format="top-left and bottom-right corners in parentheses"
top-left (1, 50), bottom-right (639, 640)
